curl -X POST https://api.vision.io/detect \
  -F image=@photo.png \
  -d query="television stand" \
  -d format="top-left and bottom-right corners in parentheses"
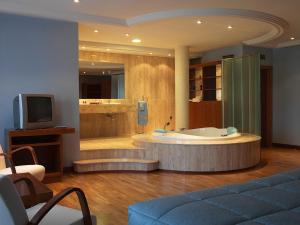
top-left (6, 127), bottom-right (75, 183)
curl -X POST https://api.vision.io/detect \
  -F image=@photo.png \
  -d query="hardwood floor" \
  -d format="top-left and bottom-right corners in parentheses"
top-left (48, 147), bottom-right (300, 225)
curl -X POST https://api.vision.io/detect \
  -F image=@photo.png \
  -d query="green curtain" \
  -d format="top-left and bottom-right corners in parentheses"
top-left (222, 55), bottom-right (261, 135)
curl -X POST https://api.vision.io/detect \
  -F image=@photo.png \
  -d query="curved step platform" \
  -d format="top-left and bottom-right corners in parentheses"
top-left (73, 158), bottom-right (159, 173)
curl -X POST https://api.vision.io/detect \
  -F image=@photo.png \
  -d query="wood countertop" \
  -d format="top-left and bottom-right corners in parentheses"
top-left (80, 103), bottom-right (135, 114)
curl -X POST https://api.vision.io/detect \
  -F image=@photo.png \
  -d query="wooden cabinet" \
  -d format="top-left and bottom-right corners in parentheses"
top-left (6, 127), bottom-right (75, 183)
top-left (189, 101), bottom-right (222, 129)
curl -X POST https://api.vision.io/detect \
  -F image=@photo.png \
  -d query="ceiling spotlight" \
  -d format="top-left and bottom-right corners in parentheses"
top-left (102, 71), bottom-right (105, 75)
top-left (73, 0), bottom-right (80, 3)
top-left (132, 38), bottom-right (141, 43)
top-left (227, 25), bottom-right (233, 29)
top-left (149, 52), bottom-right (153, 55)
top-left (125, 33), bottom-right (130, 37)
top-left (197, 20), bottom-right (202, 24)
top-left (168, 53), bottom-right (172, 57)
top-left (290, 37), bottom-right (295, 40)
top-left (106, 48), bottom-right (110, 51)
top-left (81, 46), bottom-right (86, 49)
top-left (83, 71), bottom-right (86, 74)
top-left (94, 29), bottom-right (99, 33)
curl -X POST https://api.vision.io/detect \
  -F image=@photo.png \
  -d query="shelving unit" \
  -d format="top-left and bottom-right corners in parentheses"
top-left (189, 61), bottom-right (222, 128)
top-left (6, 127), bottom-right (75, 183)
top-left (189, 61), bottom-right (222, 101)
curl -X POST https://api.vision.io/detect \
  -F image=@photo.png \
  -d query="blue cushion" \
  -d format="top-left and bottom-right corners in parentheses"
top-left (27, 203), bottom-right (97, 225)
top-left (129, 169), bottom-right (300, 225)
top-left (255, 211), bottom-right (300, 225)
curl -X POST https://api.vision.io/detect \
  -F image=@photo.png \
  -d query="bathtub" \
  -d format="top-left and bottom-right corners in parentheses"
top-left (152, 127), bottom-right (241, 141)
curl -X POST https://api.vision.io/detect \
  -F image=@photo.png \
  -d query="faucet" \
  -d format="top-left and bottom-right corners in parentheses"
top-left (164, 122), bottom-right (170, 130)
top-left (163, 116), bottom-right (173, 130)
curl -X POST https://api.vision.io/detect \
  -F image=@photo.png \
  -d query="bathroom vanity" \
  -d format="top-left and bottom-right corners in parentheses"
top-left (80, 102), bottom-right (135, 114)
top-left (79, 100), bottom-right (136, 138)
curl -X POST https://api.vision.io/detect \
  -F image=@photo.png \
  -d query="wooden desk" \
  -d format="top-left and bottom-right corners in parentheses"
top-left (9, 173), bottom-right (53, 208)
top-left (6, 127), bottom-right (75, 183)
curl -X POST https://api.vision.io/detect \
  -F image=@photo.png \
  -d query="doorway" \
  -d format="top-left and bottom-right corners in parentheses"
top-left (260, 66), bottom-right (273, 147)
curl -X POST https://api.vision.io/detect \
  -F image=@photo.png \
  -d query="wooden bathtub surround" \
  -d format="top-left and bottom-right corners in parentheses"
top-left (133, 134), bottom-right (261, 172)
top-left (79, 51), bottom-right (175, 138)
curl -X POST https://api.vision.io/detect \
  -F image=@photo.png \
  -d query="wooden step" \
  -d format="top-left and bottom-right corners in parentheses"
top-left (79, 148), bottom-right (146, 160)
top-left (73, 158), bottom-right (159, 173)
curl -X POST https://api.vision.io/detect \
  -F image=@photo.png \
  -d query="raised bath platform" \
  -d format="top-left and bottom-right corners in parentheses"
top-left (132, 133), bottom-right (261, 172)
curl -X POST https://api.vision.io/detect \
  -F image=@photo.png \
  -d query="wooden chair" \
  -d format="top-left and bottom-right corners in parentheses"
top-left (0, 145), bottom-right (45, 181)
top-left (0, 174), bottom-right (96, 225)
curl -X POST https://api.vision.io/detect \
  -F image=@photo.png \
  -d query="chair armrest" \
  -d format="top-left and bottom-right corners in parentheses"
top-left (28, 187), bottom-right (93, 225)
top-left (0, 152), bottom-right (17, 174)
top-left (9, 146), bottom-right (39, 165)
top-left (13, 177), bottom-right (37, 205)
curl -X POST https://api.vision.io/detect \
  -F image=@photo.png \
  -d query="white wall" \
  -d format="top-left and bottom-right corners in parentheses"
top-left (0, 13), bottom-right (79, 166)
top-left (273, 45), bottom-right (300, 145)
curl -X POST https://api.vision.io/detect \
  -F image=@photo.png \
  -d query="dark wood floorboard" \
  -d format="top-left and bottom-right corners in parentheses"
top-left (48, 147), bottom-right (300, 225)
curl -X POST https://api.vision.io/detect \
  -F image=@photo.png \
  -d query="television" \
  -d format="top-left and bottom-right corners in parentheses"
top-left (13, 94), bottom-right (55, 129)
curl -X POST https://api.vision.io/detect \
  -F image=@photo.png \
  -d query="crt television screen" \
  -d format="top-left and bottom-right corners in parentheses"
top-left (27, 97), bottom-right (52, 122)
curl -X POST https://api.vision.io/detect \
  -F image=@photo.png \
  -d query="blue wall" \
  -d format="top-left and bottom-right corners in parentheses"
top-left (201, 44), bottom-right (273, 66)
top-left (273, 45), bottom-right (300, 145)
top-left (0, 13), bottom-right (79, 166)
top-left (201, 44), bottom-right (243, 63)
top-left (243, 45), bottom-right (273, 66)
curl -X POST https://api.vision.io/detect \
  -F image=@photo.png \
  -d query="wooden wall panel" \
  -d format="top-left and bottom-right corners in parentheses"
top-left (79, 51), bottom-right (175, 138)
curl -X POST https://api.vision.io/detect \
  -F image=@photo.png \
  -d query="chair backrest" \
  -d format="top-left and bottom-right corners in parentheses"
top-left (0, 175), bottom-right (29, 225)
top-left (0, 145), bottom-right (7, 169)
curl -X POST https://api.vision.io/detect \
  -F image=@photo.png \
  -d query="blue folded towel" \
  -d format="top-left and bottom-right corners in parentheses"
top-left (137, 101), bottom-right (148, 126)
top-left (154, 129), bottom-right (167, 133)
top-left (227, 127), bottom-right (238, 135)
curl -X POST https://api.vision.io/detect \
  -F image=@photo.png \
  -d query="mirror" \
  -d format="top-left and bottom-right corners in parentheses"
top-left (79, 61), bottom-right (125, 99)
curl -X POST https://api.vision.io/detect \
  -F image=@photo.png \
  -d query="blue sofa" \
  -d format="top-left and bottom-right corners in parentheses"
top-left (129, 169), bottom-right (300, 225)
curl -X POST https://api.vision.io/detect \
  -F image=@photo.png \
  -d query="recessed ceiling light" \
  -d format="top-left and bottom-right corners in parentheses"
top-left (83, 71), bottom-right (86, 74)
top-left (81, 46), bottom-right (86, 49)
top-left (132, 38), bottom-right (141, 43)
top-left (102, 71), bottom-right (105, 75)
top-left (197, 20), bottom-right (202, 24)
top-left (94, 29), bottom-right (99, 33)
top-left (106, 48), bottom-right (110, 51)
top-left (290, 37), bottom-right (295, 40)
top-left (149, 52), bottom-right (153, 55)
top-left (168, 53), bottom-right (172, 57)
top-left (73, 0), bottom-right (80, 3)
top-left (125, 33), bottom-right (130, 37)
top-left (227, 25), bottom-right (233, 29)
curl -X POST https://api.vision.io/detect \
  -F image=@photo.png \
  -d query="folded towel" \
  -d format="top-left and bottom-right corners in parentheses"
top-left (137, 101), bottom-right (148, 126)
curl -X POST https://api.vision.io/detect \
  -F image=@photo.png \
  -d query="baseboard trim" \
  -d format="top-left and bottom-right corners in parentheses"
top-left (272, 143), bottom-right (300, 149)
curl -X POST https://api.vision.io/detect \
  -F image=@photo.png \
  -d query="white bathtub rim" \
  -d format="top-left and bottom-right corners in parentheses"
top-left (132, 133), bottom-right (261, 145)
